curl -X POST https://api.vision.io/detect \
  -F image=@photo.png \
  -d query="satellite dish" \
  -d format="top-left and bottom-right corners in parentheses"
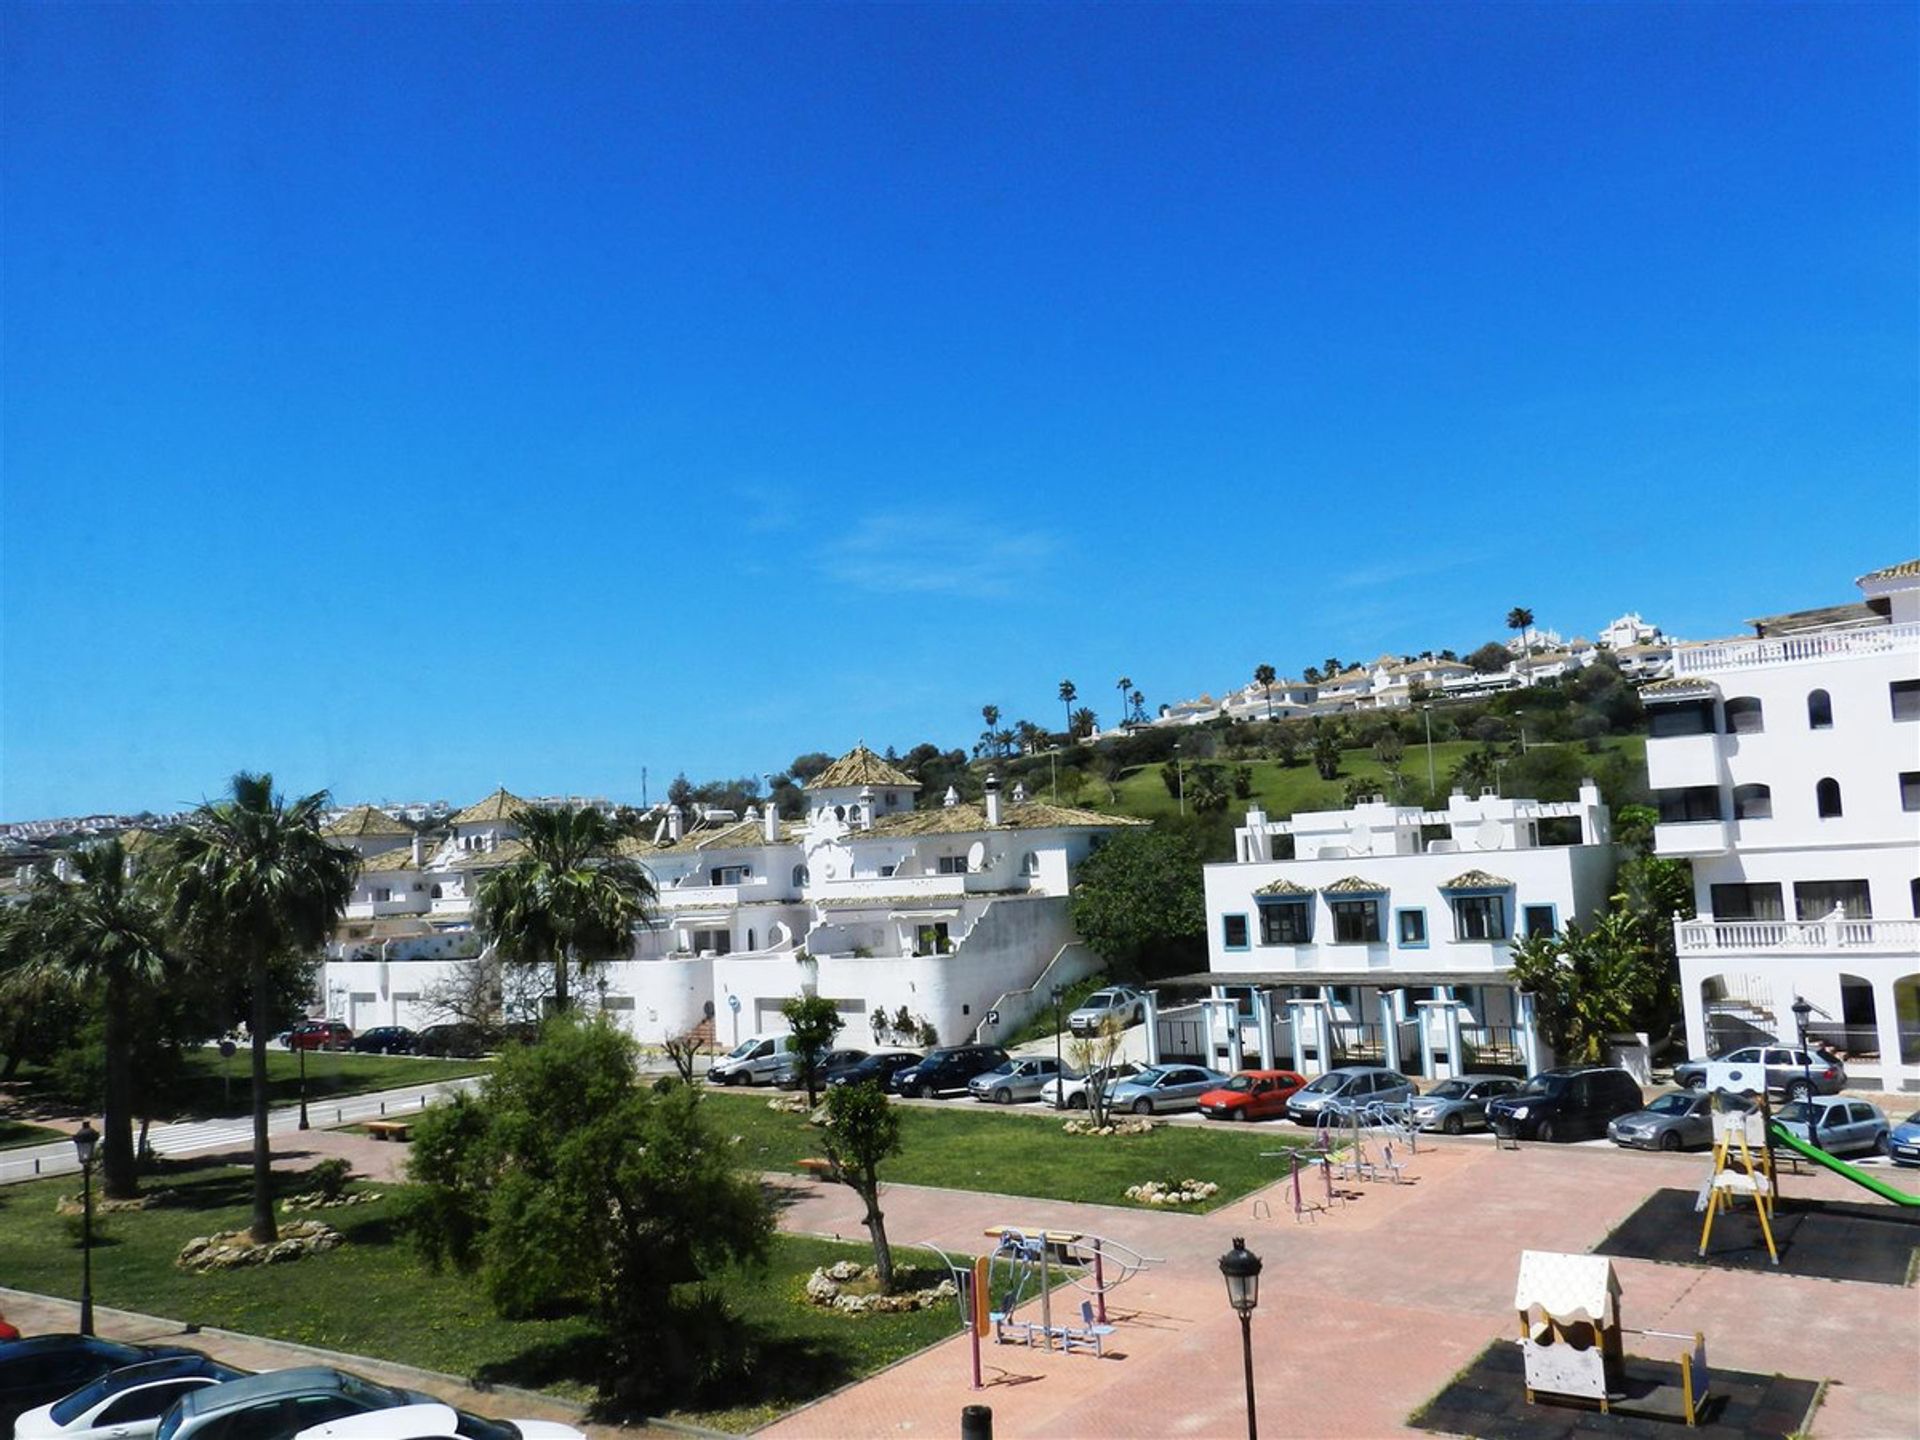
top-left (1475, 818), bottom-right (1506, 851)
top-left (1345, 822), bottom-right (1373, 857)
top-left (967, 840), bottom-right (987, 872)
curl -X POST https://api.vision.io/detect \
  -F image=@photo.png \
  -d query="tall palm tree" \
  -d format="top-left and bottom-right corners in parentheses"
top-left (1507, 607), bottom-right (1536, 686)
top-left (1058, 679), bottom-right (1077, 737)
top-left (38, 841), bottom-right (174, 1199)
top-left (1253, 663), bottom-right (1277, 720)
top-left (162, 773), bottom-right (358, 1243)
top-left (475, 804), bottom-right (656, 1014)
top-left (1115, 677), bottom-right (1132, 730)
top-left (1129, 688), bottom-right (1145, 724)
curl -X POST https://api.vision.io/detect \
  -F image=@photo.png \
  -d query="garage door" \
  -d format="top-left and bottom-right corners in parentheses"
top-left (754, 1000), bottom-right (790, 1036)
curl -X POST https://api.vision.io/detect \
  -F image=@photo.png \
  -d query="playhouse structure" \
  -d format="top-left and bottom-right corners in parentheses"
top-left (1514, 1250), bottom-right (1626, 1414)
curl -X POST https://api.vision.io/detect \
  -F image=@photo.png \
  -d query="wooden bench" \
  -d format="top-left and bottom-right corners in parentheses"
top-left (364, 1120), bottom-right (412, 1142)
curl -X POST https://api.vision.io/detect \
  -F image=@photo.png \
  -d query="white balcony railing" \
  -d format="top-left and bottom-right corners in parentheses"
top-left (1676, 918), bottom-right (1920, 954)
top-left (1653, 820), bottom-right (1731, 857)
top-left (1674, 621), bottom-right (1920, 676)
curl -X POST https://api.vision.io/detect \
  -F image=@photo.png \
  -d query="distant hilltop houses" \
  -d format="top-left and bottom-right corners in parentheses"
top-left (1138, 612), bottom-right (1680, 730)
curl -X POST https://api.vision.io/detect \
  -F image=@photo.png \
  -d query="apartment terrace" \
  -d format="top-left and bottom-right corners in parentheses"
top-left (1676, 917), bottom-right (1920, 955)
top-left (1673, 620), bottom-right (1920, 676)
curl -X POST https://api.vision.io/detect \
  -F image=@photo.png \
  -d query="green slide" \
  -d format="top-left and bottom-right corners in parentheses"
top-left (1768, 1122), bottom-right (1920, 1207)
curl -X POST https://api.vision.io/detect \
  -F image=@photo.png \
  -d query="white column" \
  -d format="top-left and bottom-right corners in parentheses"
top-left (1872, 974), bottom-right (1905, 1090)
top-left (1377, 990), bottom-right (1401, 1072)
top-left (1213, 988), bottom-right (1244, 1072)
top-left (1443, 1002), bottom-right (1465, 1080)
top-left (1515, 988), bottom-right (1543, 1074)
top-left (1287, 1000), bottom-right (1319, 1077)
top-left (1253, 989), bottom-right (1276, 1070)
top-left (1142, 989), bottom-right (1161, 1066)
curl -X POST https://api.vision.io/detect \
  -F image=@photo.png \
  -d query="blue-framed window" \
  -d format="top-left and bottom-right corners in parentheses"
top-left (1222, 913), bottom-right (1251, 951)
top-left (1257, 899), bottom-right (1313, 945)
top-left (1522, 903), bottom-right (1558, 940)
top-left (1449, 892), bottom-right (1509, 941)
top-left (1329, 898), bottom-right (1383, 943)
top-left (1396, 908), bottom-right (1428, 948)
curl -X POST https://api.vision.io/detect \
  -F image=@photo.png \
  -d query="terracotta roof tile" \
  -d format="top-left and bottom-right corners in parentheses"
top-left (806, 745), bottom-right (920, 791)
top-left (1253, 878), bottom-right (1312, 896)
top-left (1321, 875), bottom-right (1388, 893)
top-left (1858, 558), bottom-right (1920, 582)
top-left (450, 789), bottom-right (527, 825)
top-left (324, 805), bottom-right (414, 840)
top-left (1442, 869), bottom-right (1513, 890)
top-left (866, 801), bottom-right (1146, 837)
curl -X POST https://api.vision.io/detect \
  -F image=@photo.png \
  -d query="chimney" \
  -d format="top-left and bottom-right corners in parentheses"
top-left (984, 772), bottom-right (1002, 828)
top-left (1011, 780), bottom-right (1028, 805)
top-left (764, 802), bottom-right (780, 843)
top-left (667, 805), bottom-right (684, 842)
top-left (411, 835), bottom-right (424, 866)
top-left (943, 785), bottom-right (960, 809)
top-left (858, 786), bottom-right (876, 832)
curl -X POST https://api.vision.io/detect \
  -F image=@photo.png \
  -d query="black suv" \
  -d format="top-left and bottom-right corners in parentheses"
top-left (1485, 1066), bottom-right (1644, 1142)
top-left (893, 1045), bottom-right (1010, 1098)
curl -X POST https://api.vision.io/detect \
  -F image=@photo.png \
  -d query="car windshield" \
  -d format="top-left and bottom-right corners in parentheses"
top-left (50, 1366), bottom-right (166, 1425)
top-left (1646, 1093), bottom-right (1694, 1115)
top-left (1085, 992), bottom-right (1117, 1006)
top-left (1426, 1081), bottom-right (1471, 1100)
top-left (1777, 1102), bottom-right (1816, 1123)
top-left (982, 1061), bottom-right (1017, 1076)
top-left (1905, 1111), bottom-right (1920, 1126)
top-left (1222, 1075), bottom-right (1254, 1092)
top-left (1300, 1074), bottom-right (1346, 1095)
top-left (1520, 1075), bottom-right (1569, 1097)
top-left (724, 1037), bottom-right (760, 1059)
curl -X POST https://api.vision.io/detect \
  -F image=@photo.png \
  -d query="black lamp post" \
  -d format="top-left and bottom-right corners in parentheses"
top-left (1219, 1235), bottom-right (1263, 1440)
top-left (1174, 742), bottom-right (1186, 817)
top-left (1052, 984), bottom-right (1066, 1109)
top-left (72, 1120), bottom-right (99, 1335)
top-left (1791, 996), bottom-right (1817, 1150)
top-left (297, 1038), bottom-right (311, 1131)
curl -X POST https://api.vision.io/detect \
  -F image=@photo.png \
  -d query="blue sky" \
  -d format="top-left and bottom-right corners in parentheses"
top-left (4, 2), bottom-right (1915, 819)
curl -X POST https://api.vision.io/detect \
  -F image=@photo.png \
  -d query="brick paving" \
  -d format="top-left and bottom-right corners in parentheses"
top-left (758, 1136), bottom-right (1920, 1439)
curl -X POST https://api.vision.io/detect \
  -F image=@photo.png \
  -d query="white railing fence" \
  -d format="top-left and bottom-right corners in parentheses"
top-left (1674, 620), bottom-right (1920, 675)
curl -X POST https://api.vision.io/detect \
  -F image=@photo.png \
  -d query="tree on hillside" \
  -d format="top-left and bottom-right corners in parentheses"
top-left (1129, 688), bottom-right (1146, 725)
top-left (1015, 719), bottom-right (1046, 756)
top-left (162, 772), bottom-right (358, 1244)
top-left (1067, 829), bottom-right (1207, 979)
top-left (1188, 763), bottom-right (1231, 814)
top-left (1058, 679), bottom-right (1078, 736)
top-left (475, 804), bottom-right (656, 1013)
top-left (1115, 677), bottom-right (1133, 730)
top-left (406, 1016), bottom-right (772, 1412)
top-left (1466, 641), bottom-right (1511, 674)
top-left (1507, 607), bottom-right (1536, 687)
top-left (1253, 663), bottom-right (1277, 720)
top-left (815, 1080), bottom-right (903, 1289)
top-left (1070, 706), bottom-right (1098, 739)
top-left (1309, 723), bottom-right (1343, 781)
top-left (781, 993), bottom-right (844, 1106)
top-left (979, 704), bottom-right (1003, 759)
top-left (36, 840), bottom-right (175, 1198)
top-left (789, 752), bottom-right (835, 784)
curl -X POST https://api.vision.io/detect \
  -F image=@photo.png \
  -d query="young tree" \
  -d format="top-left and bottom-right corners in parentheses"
top-left (406, 1016), bottom-right (772, 1412)
top-left (781, 993), bottom-right (844, 1106)
top-left (1067, 1015), bottom-right (1129, 1128)
top-left (814, 1080), bottom-right (903, 1289)
top-left (162, 773), bottom-right (357, 1244)
top-left (1188, 763), bottom-right (1231, 814)
top-left (1058, 679), bottom-right (1078, 736)
top-left (1253, 663), bottom-right (1277, 720)
top-left (1309, 724), bottom-right (1343, 781)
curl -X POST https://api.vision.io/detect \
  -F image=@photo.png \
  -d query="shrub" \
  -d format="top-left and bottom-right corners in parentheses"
top-left (309, 1157), bottom-right (352, 1201)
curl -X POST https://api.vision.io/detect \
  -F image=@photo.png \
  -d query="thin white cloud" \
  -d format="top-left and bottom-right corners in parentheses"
top-left (817, 511), bottom-right (1062, 597)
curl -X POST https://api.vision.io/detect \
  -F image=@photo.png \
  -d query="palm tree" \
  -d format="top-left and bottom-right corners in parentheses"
top-left (162, 773), bottom-right (358, 1243)
top-left (1115, 677), bottom-right (1132, 730)
top-left (1253, 663), bottom-right (1277, 720)
top-left (37, 840), bottom-right (175, 1198)
top-left (1507, 607), bottom-right (1535, 686)
top-left (1069, 706), bottom-right (1098, 739)
top-left (1058, 680), bottom-right (1077, 737)
top-left (1129, 689), bottom-right (1145, 724)
top-left (475, 804), bottom-right (656, 1014)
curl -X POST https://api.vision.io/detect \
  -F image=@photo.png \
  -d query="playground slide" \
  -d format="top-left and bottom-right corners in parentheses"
top-left (1768, 1123), bottom-right (1920, 1207)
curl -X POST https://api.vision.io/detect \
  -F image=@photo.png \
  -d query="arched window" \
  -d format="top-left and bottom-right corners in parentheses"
top-left (1816, 778), bottom-right (1843, 818)
top-left (429, 884), bottom-right (443, 899)
top-left (1807, 689), bottom-right (1833, 729)
top-left (1732, 783), bottom-right (1772, 820)
top-left (791, 864), bottom-right (809, 887)
top-left (1020, 851), bottom-right (1040, 876)
top-left (1723, 696), bottom-right (1765, 735)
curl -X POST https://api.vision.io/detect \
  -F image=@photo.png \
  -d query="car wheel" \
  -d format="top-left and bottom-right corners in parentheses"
top-left (1132, 1098), bottom-right (1153, 1115)
top-left (912, 1084), bottom-right (931, 1099)
top-left (994, 1087), bottom-right (1012, 1105)
top-left (1787, 1080), bottom-right (1813, 1102)
top-left (1536, 1119), bottom-right (1555, 1143)
top-left (1874, 1131), bottom-right (1890, 1156)
top-left (1442, 1114), bottom-right (1465, 1136)
top-left (1068, 1092), bottom-right (1087, 1110)
top-left (726, 1071), bottom-right (746, 1087)
top-left (1684, 1074), bottom-right (1706, 1091)
top-left (1659, 1130), bottom-right (1682, 1152)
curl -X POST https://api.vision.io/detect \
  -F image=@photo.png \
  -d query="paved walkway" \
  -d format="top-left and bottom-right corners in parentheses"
top-left (758, 1137), bottom-right (1920, 1439)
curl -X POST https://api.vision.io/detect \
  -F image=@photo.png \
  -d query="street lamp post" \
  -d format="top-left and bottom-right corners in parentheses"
top-left (72, 1120), bottom-right (99, 1336)
top-left (1174, 743), bottom-right (1186, 817)
top-left (297, 1038), bottom-right (311, 1131)
top-left (1791, 996), bottom-right (1818, 1150)
top-left (1052, 984), bottom-right (1066, 1109)
top-left (1219, 1236), bottom-right (1262, 1440)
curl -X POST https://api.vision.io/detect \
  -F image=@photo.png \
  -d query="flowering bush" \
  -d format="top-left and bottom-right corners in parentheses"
top-left (1123, 1177), bottom-right (1219, 1206)
top-left (1063, 1116), bottom-right (1154, 1137)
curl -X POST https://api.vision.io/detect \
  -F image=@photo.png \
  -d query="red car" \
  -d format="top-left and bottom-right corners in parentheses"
top-left (1197, 1070), bottom-right (1309, 1122)
top-left (288, 1020), bottom-right (354, 1051)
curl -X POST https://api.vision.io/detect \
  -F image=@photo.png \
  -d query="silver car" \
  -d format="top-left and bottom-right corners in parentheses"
top-left (1608, 1090), bottom-right (1721, 1152)
top-left (1038, 1061), bottom-right (1144, 1109)
top-left (1672, 1045), bottom-right (1846, 1099)
top-left (967, 1056), bottom-right (1068, 1104)
top-left (1407, 1075), bottom-right (1523, 1135)
top-left (1286, 1067), bottom-right (1416, 1126)
top-left (1108, 1064), bottom-right (1228, 1115)
top-left (1776, 1097), bottom-right (1891, 1157)
top-left (1067, 987), bottom-right (1147, 1036)
top-left (15, 1358), bottom-right (248, 1440)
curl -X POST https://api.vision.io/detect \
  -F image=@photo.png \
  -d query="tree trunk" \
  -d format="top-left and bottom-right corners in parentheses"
top-left (859, 1176), bottom-right (894, 1291)
top-left (247, 957), bottom-right (278, 1245)
top-left (100, 978), bottom-right (139, 1198)
top-left (552, 948), bottom-right (569, 1013)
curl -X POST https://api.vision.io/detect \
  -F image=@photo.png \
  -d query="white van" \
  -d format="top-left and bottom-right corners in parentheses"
top-left (708, 1032), bottom-right (795, 1086)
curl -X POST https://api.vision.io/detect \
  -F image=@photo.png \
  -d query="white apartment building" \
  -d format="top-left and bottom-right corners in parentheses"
top-left (320, 746), bottom-right (1141, 1050)
top-left (1650, 560), bottom-right (1920, 1091)
top-left (1178, 783), bottom-right (1618, 1080)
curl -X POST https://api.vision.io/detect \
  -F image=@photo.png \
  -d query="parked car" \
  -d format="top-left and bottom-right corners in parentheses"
top-left (347, 1027), bottom-right (418, 1056)
top-left (1197, 1070), bottom-right (1307, 1122)
top-left (1066, 987), bottom-right (1147, 1036)
top-left (967, 1056), bottom-right (1069, 1104)
top-left (706, 1032), bottom-right (797, 1086)
top-left (773, 1048), bottom-right (868, 1089)
top-left (1887, 1111), bottom-right (1920, 1168)
top-left (893, 1045), bottom-right (1011, 1098)
top-left (1108, 1064), bottom-right (1229, 1115)
top-left (414, 1023), bottom-right (490, 1059)
top-left (1285, 1067), bottom-right (1416, 1126)
top-left (1485, 1066), bottom-right (1645, 1142)
top-left (828, 1051), bottom-right (922, 1092)
top-left (1672, 1045), bottom-right (1846, 1099)
top-left (288, 1021), bottom-right (354, 1052)
top-left (16, 1356), bottom-right (249, 1440)
top-left (1607, 1090), bottom-right (1723, 1152)
top-left (294, 1401), bottom-right (584, 1440)
top-left (1407, 1074), bottom-right (1523, 1135)
top-left (1775, 1097), bottom-right (1891, 1157)
top-left (153, 1367), bottom-right (426, 1440)
top-left (1038, 1062), bottom-right (1144, 1110)
top-left (0, 1339), bottom-right (200, 1436)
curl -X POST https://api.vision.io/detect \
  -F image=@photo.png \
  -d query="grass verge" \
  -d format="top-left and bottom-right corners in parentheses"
top-left (0, 1118), bottom-right (66, 1150)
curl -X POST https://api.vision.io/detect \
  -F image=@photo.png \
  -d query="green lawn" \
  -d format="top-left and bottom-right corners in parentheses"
top-left (1075, 736), bottom-right (1645, 822)
top-left (709, 1090), bottom-right (1301, 1212)
top-left (0, 1162), bottom-right (955, 1434)
top-left (0, 1118), bottom-right (65, 1149)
